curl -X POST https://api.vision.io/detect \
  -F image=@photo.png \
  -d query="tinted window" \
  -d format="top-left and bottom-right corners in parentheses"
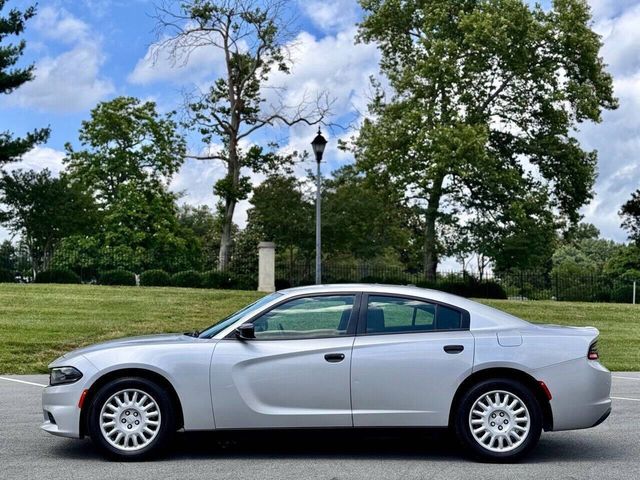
top-left (252, 295), bottom-right (354, 339)
top-left (366, 296), bottom-right (462, 334)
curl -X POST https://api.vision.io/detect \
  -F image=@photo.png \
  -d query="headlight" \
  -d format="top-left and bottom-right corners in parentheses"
top-left (49, 366), bottom-right (83, 386)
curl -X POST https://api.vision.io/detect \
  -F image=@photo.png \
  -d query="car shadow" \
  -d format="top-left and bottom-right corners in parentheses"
top-left (48, 428), bottom-right (624, 464)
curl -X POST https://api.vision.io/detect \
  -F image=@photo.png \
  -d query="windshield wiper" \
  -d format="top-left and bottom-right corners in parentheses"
top-left (183, 330), bottom-right (200, 338)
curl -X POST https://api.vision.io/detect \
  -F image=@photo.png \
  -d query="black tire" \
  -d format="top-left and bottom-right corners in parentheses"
top-left (87, 377), bottom-right (176, 460)
top-left (454, 378), bottom-right (542, 462)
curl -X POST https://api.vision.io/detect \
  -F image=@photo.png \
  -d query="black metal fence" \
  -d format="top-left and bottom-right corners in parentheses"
top-left (275, 261), bottom-right (639, 304)
top-left (1, 247), bottom-right (638, 303)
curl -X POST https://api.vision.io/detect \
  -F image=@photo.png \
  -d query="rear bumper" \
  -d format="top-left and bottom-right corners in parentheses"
top-left (535, 358), bottom-right (611, 431)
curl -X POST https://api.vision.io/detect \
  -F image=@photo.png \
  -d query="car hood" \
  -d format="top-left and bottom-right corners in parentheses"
top-left (60, 333), bottom-right (197, 360)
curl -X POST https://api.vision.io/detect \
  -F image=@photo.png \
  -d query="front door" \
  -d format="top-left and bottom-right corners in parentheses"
top-left (210, 294), bottom-right (358, 429)
top-left (351, 294), bottom-right (475, 427)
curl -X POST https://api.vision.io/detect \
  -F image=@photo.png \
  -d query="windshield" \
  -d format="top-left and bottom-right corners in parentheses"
top-left (198, 292), bottom-right (282, 338)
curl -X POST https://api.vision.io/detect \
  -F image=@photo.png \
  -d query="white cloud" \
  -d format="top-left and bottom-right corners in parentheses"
top-left (128, 31), bottom-right (230, 86)
top-left (267, 28), bottom-right (379, 120)
top-left (7, 7), bottom-right (113, 113)
top-left (259, 28), bottom-right (380, 176)
top-left (575, 2), bottom-right (640, 242)
top-left (33, 6), bottom-right (90, 44)
top-left (4, 146), bottom-right (66, 176)
top-left (299, 0), bottom-right (361, 33)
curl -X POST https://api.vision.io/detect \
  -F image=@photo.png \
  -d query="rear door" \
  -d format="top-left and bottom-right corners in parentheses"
top-left (211, 293), bottom-right (359, 429)
top-left (351, 294), bottom-right (474, 427)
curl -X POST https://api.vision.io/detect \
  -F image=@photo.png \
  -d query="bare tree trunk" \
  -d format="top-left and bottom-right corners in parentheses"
top-left (218, 142), bottom-right (241, 270)
top-left (423, 172), bottom-right (445, 281)
top-left (218, 196), bottom-right (235, 270)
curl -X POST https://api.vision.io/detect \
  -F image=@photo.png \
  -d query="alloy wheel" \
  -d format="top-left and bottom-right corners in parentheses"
top-left (99, 388), bottom-right (162, 451)
top-left (468, 389), bottom-right (530, 453)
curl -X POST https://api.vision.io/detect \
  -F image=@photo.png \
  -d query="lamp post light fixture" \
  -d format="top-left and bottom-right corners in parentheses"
top-left (311, 128), bottom-right (327, 285)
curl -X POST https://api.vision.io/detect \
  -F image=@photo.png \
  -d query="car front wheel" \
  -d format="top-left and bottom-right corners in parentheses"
top-left (454, 378), bottom-right (542, 462)
top-left (87, 377), bottom-right (175, 460)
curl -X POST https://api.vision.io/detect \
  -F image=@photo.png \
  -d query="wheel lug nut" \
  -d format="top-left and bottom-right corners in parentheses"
top-left (504, 420), bottom-right (508, 424)
top-left (135, 420), bottom-right (139, 425)
top-left (491, 422), bottom-right (495, 426)
top-left (134, 412), bottom-right (138, 417)
top-left (125, 411), bottom-right (130, 415)
top-left (498, 426), bottom-right (503, 431)
top-left (491, 414), bottom-right (496, 418)
top-left (121, 419), bottom-right (126, 423)
top-left (127, 424), bottom-right (132, 429)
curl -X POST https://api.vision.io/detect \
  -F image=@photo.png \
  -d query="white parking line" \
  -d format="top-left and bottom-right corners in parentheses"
top-left (0, 376), bottom-right (46, 387)
top-left (612, 396), bottom-right (640, 402)
top-left (613, 376), bottom-right (640, 381)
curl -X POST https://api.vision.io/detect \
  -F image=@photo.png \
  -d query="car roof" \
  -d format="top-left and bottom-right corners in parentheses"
top-left (278, 283), bottom-right (530, 331)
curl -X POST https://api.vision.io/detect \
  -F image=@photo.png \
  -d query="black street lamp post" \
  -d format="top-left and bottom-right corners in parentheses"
top-left (311, 128), bottom-right (327, 285)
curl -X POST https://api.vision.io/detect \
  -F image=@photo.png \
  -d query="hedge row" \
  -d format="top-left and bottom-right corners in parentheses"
top-left (0, 268), bottom-right (16, 283)
top-left (274, 276), bottom-right (508, 299)
top-left (30, 268), bottom-right (257, 290)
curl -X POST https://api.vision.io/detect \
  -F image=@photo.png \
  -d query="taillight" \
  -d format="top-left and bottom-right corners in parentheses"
top-left (588, 341), bottom-right (599, 361)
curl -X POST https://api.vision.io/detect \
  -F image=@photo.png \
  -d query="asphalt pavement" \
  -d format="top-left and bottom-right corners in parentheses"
top-left (1, 373), bottom-right (639, 480)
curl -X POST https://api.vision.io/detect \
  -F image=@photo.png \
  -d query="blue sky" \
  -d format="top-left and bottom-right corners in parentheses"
top-left (2, 0), bottom-right (640, 256)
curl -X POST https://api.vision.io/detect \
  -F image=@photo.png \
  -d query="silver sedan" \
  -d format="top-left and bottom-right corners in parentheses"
top-left (41, 284), bottom-right (611, 462)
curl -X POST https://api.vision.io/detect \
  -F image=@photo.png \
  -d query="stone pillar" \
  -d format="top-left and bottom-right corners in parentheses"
top-left (258, 242), bottom-right (276, 293)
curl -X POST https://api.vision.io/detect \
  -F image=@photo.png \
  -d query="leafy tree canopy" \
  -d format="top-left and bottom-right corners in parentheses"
top-left (64, 96), bottom-right (186, 205)
top-left (0, 169), bottom-right (98, 271)
top-left (620, 190), bottom-right (640, 244)
top-left (0, 1), bottom-right (49, 165)
top-left (353, 0), bottom-right (617, 277)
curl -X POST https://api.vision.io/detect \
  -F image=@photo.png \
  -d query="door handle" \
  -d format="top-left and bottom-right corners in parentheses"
top-left (444, 345), bottom-right (464, 354)
top-left (324, 353), bottom-right (345, 363)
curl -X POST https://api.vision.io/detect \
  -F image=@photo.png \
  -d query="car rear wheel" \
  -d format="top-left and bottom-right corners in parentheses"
top-left (87, 377), bottom-right (175, 460)
top-left (454, 378), bottom-right (542, 462)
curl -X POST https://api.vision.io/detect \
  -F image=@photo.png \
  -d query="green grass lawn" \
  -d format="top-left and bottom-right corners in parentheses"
top-left (0, 284), bottom-right (638, 373)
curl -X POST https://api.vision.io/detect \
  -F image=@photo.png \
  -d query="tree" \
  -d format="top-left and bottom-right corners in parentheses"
top-left (553, 238), bottom-right (621, 276)
top-left (64, 97), bottom-right (186, 205)
top-left (247, 174), bottom-right (314, 266)
top-left (620, 190), bottom-right (640, 244)
top-left (177, 204), bottom-right (222, 268)
top-left (603, 244), bottom-right (640, 281)
top-left (0, 240), bottom-right (15, 270)
top-left (322, 166), bottom-right (413, 261)
top-left (0, 1), bottom-right (49, 165)
top-left (154, 0), bottom-right (329, 269)
top-left (353, 0), bottom-right (617, 279)
top-left (0, 169), bottom-right (98, 272)
top-left (64, 97), bottom-right (196, 272)
top-left (562, 222), bottom-right (600, 244)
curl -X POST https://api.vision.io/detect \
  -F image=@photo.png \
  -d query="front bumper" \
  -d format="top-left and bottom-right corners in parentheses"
top-left (41, 355), bottom-right (98, 439)
top-left (535, 357), bottom-right (611, 431)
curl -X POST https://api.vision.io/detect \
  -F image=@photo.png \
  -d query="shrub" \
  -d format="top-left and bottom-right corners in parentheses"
top-left (416, 277), bottom-right (507, 299)
top-left (34, 269), bottom-right (81, 284)
top-left (140, 269), bottom-right (171, 287)
top-left (275, 278), bottom-right (292, 290)
top-left (171, 270), bottom-right (204, 288)
top-left (360, 275), bottom-right (408, 285)
top-left (611, 284), bottom-right (634, 304)
top-left (228, 273), bottom-right (258, 290)
top-left (0, 268), bottom-right (15, 283)
top-left (474, 280), bottom-right (508, 300)
top-left (99, 269), bottom-right (136, 286)
top-left (201, 270), bottom-right (233, 289)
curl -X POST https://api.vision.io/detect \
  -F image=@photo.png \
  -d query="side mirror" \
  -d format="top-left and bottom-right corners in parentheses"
top-left (235, 323), bottom-right (255, 340)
